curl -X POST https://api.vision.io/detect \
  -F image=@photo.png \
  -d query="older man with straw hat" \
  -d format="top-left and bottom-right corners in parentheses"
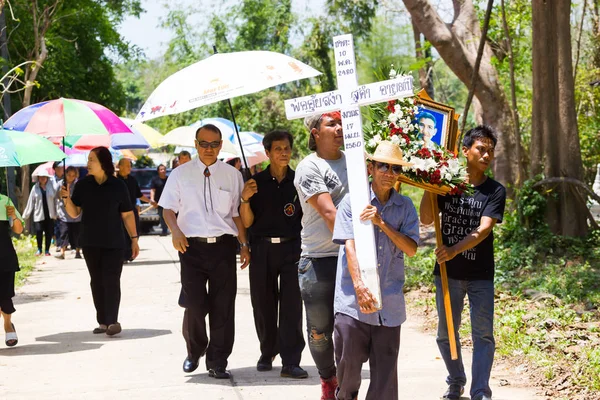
top-left (331, 141), bottom-right (420, 400)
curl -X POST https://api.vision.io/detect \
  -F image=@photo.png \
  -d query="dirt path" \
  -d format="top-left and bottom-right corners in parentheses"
top-left (0, 235), bottom-right (541, 399)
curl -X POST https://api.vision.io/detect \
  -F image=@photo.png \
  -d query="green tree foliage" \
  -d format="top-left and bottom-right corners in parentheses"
top-left (484, 0), bottom-right (533, 154)
top-left (327, 0), bottom-right (377, 38)
top-left (295, 16), bottom-right (338, 93)
top-left (6, 0), bottom-right (142, 114)
top-left (120, 0), bottom-right (313, 158)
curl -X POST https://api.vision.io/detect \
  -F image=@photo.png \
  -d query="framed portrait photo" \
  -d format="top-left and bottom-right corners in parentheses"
top-left (413, 95), bottom-right (455, 151)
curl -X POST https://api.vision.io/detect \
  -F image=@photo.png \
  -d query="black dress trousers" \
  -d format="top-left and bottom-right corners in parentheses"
top-left (179, 235), bottom-right (237, 369)
top-left (82, 247), bottom-right (125, 325)
top-left (249, 238), bottom-right (305, 366)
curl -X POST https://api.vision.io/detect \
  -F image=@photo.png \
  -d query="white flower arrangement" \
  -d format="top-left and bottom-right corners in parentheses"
top-left (364, 73), bottom-right (471, 195)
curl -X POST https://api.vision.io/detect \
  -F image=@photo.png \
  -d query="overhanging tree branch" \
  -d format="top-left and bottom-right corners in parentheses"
top-left (459, 0), bottom-right (494, 136)
top-left (532, 177), bottom-right (600, 204)
top-left (573, 0), bottom-right (588, 82)
top-left (501, 0), bottom-right (524, 186)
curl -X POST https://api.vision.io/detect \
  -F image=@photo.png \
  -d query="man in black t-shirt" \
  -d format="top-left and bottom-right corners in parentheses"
top-left (151, 164), bottom-right (169, 236)
top-left (420, 126), bottom-right (506, 400)
top-left (117, 158), bottom-right (152, 260)
top-left (239, 131), bottom-right (307, 379)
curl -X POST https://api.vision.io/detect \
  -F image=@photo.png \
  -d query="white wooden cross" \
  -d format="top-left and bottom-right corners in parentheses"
top-left (285, 34), bottom-right (414, 307)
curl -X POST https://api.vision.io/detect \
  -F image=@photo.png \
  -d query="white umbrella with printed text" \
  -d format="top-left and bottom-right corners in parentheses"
top-left (135, 50), bottom-right (321, 175)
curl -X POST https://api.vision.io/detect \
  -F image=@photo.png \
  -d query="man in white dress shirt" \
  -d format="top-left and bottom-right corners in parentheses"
top-left (159, 124), bottom-right (250, 379)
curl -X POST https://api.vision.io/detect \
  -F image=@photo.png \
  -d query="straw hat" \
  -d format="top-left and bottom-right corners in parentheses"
top-left (366, 141), bottom-right (412, 166)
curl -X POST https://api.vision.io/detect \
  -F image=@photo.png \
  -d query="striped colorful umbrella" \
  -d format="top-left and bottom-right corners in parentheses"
top-left (120, 118), bottom-right (164, 148)
top-left (63, 130), bottom-right (149, 150)
top-left (4, 98), bottom-right (133, 146)
top-left (0, 129), bottom-right (66, 167)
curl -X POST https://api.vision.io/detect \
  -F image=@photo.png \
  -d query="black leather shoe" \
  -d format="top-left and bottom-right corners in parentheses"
top-left (256, 355), bottom-right (273, 371)
top-left (183, 357), bottom-right (199, 373)
top-left (208, 366), bottom-right (231, 379)
top-left (280, 365), bottom-right (308, 379)
top-left (442, 384), bottom-right (464, 400)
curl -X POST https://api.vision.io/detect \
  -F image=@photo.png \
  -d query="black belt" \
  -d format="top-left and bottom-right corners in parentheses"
top-left (188, 235), bottom-right (232, 244)
top-left (259, 236), bottom-right (298, 244)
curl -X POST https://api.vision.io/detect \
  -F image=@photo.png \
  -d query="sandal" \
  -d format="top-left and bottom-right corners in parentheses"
top-left (93, 324), bottom-right (107, 334)
top-left (5, 323), bottom-right (18, 347)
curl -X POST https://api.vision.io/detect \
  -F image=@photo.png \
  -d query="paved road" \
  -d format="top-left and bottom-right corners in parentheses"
top-left (0, 235), bottom-right (540, 399)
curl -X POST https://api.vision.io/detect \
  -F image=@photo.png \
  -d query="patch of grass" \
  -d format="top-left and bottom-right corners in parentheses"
top-left (398, 184), bottom-right (424, 214)
top-left (13, 235), bottom-right (37, 287)
top-left (404, 240), bottom-right (600, 395)
top-left (405, 245), bottom-right (435, 291)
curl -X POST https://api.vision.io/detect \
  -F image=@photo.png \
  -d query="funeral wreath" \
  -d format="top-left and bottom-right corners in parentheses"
top-left (364, 74), bottom-right (471, 195)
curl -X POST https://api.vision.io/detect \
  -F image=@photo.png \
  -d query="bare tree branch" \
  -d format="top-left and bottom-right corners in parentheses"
top-left (401, 0), bottom-right (453, 45)
top-left (459, 0), bottom-right (494, 135)
top-left (573, 0), bottom-right (588, 82)
top-left (501, 0), bottom-right (524, 186)
top-left (533, 177), bottom-right (600, 204)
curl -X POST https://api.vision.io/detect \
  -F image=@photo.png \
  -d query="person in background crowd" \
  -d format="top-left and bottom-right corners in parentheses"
top-left (23, 172), bottom-right (57, 256)
top-left (178, 150), bottom-right (192, 165)
top-left (52, 162), bottom-right (65, 252)
top-left (52, 161), bottom-right (65, 182)
top-left (151, 164), bottom-right (169, 236)
top-left (420, 126), bottom-right (506, 400)
top-left (61, 147), bottom-right (139, 337)
top-left (117, 158), bottom-right (151, 261)
top-left (332, 141), bottom-right (419, 400)
top-left (0, 188), bottom-right (24, 347)
top-left (55, 166), bottom-right (82, 259)
top-left (226, 157), bottom-right (242, 170)
top-left (240, 130), bottom-right (307, 379)
top-left (293, 111), bottom-right (347, 400)
top-left (160, 124), bottom-right (249, 379)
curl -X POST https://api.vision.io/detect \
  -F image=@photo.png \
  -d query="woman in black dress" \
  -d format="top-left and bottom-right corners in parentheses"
top-left (0, 192), bottom-right (24, 347)
top-left (61, 147), bottom-right (139, 336)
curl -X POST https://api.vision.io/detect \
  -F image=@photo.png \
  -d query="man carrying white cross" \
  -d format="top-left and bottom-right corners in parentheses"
top-left (332, 141), bottom-right (419, 400)
top-left (294, 111), bottom-right (348, 400)
top-left (285, 33), bottom-right (415, 400)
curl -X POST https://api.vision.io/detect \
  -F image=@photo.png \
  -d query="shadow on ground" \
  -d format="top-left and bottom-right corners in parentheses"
top-left (0, 341), bottom-right (103, 356)
top-left (13, 291), bottom-right (67, 305)
top-left (129, 259), bottom-right (179, 266)
top-left (186, 366), bottom-right (370, 387)
top-left (0, 329), bottom-right (172, 356)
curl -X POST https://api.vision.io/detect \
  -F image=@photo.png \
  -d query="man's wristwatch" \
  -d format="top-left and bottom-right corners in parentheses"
top-left (240, 197), bottom-right (249, 204)
top-left (239, 242), bottom-right (249, 247)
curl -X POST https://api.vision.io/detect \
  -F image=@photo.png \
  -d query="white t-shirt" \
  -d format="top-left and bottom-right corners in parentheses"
top-left (294, 152), bottom-right (348, 257)
top-left (159, 158), bottom-right (243, 237)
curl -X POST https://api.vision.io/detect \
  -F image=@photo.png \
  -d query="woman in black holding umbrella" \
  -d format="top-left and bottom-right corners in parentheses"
top-left (0, 190), bottom-right (23, 347)
top-left (61, 146), bottom-right (139, 336)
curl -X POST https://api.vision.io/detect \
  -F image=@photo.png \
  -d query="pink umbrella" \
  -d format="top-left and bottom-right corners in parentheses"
top-left (5, 98), bottom-right (134, 172)
top-left (5, 98), bottom-right (132, 138)
top-left (31, 161), bottom-right (55, 182)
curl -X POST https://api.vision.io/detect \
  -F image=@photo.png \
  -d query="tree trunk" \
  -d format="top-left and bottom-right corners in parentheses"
top-left (531, 0), bottom-right (587, 237)
top-left (556, 0), bottom-right (587, 236)
top-left (592, 0), bottom-right (600, 67)
top-left (16, 1), bottom-right (55, 213)
top-left (411, 19), bottom-right (434, 99)
top-left (402, 0), bottom-right (516, 188)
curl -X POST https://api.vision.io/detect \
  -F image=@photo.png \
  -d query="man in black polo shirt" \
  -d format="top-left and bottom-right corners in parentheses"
top-left (151, 164), bottom-right (169, 236)
top-left (240, 130), bottom-right (307, 379)
top-left (117, 158), bottom-right (151, 260)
